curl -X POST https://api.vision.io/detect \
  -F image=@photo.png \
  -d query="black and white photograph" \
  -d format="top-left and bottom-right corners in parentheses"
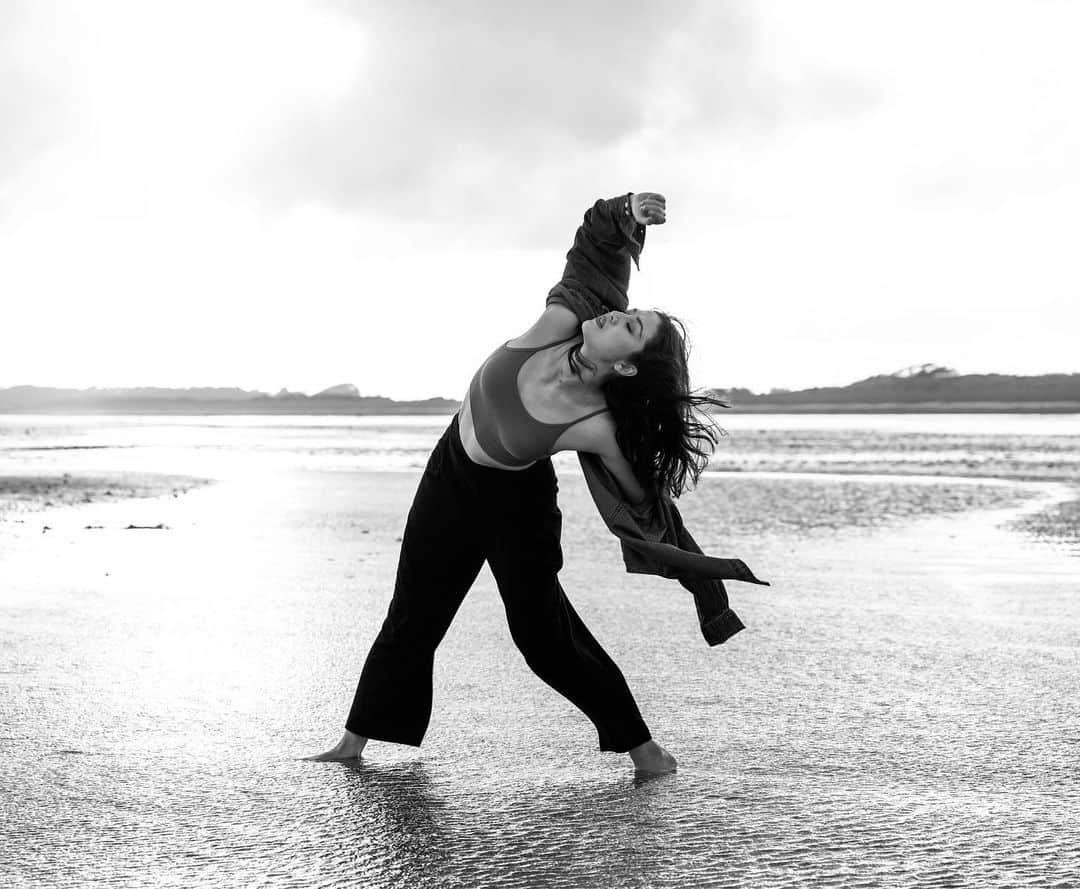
top-left (2, 1), bottom-right (1078, 886)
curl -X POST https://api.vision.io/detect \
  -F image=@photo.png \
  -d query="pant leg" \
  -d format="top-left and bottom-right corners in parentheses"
top-left (484, 464), bottom-right (652, 753)
top-left (345, 441), bottom-right (487, 746)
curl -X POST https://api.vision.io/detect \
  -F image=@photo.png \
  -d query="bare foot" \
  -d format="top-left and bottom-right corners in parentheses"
top-left (629, 739), bottom-right (677, 774)
top-left (302, 730), bottom-right (368, 762)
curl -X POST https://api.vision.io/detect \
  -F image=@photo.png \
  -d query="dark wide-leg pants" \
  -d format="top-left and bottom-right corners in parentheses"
top-left (345, 414), bottom-right (652, 753)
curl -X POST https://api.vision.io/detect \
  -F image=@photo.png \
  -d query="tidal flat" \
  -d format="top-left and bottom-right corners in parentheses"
top-left (2, 414), bottom-right (1078, 887)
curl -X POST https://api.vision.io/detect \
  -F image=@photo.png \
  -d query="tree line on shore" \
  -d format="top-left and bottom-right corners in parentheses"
top-left (2, 366), bottom-right (1079, 414)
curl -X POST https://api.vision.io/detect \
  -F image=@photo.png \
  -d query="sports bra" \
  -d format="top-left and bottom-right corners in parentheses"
top-left (467, 334), bottom-right (610, 467)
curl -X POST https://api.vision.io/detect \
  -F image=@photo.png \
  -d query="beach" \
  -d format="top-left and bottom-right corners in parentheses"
top-left (0, 471), bottom-right (210, 523)
top-left (2, 413), bottom-right (1078, 888)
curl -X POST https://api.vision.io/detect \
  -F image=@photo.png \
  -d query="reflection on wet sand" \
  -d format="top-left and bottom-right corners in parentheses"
top-left (328, 760), bottom-right (690, 888)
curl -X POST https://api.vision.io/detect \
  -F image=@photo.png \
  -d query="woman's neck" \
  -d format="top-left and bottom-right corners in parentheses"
top-left (549, 341), bottom-right (606, 393)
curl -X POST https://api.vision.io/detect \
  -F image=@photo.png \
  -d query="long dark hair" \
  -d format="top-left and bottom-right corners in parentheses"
top-left (569, 312), bottom-right (729, 500)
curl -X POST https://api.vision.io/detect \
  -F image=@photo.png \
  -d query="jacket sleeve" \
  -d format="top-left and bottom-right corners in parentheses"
top-left (577, 451), bottom-right (768, 647)
top-left (546, 194), bottom-right (647, 324)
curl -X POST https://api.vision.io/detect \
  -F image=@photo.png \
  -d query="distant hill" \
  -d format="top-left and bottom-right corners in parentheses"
top-left (0, 385), bottom-right (459, 415)
top-left (713, 365), bottom-right (1080, 413)
top-left (314, 383), bottom-right (361, 398)
top-left (2, 366), bottom-right (1079, 414)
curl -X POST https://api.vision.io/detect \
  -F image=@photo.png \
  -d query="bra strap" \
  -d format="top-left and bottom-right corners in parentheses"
top-left (561, 406), bottom-right (610, 430)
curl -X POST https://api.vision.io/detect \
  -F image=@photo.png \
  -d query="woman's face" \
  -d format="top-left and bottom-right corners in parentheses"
top-left (581, 308), bottom-right (663, 364)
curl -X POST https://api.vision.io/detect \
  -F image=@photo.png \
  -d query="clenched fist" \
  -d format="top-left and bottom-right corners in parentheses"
top-left (631, 192), bottom-right (666, 225)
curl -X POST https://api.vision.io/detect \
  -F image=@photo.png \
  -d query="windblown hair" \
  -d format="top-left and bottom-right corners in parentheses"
top-left (569, 312), bottom-right (729, 500)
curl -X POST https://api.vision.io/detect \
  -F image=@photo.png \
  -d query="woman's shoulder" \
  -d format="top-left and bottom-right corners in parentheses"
top-left (506, 304), bottom-right (582, 349)
top-left (562, 406), bottom-right (618, 456)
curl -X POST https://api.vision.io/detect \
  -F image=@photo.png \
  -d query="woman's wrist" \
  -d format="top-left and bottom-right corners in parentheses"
top-left (628, 192), bottom-right (649, 225)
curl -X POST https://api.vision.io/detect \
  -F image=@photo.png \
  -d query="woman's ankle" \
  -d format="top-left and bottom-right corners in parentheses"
top-left (340, 730), bottom-right (368, 752)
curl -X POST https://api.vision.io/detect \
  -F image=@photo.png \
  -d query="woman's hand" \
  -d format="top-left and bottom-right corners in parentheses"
top-left (631, 192), bottom-right (666, 225)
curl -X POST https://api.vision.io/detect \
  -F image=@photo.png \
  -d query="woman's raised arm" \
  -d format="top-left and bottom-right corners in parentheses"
top-left (546, 192), bottom-right (666, 324)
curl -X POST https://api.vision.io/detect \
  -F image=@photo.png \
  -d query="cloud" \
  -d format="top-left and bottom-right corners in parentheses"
top-left (0, 0), bottom-right (879, 243)
top-left (240, 1), bottom-right (682, 218)
top-left (0, 2), bottom-right (78, 202)
top-left (236, 0), bottom-right (878, 247)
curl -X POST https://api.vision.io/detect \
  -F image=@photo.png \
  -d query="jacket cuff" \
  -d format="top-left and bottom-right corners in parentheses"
top-left (606, 194), bottom-right (646, 270)
top-left (701, 608), bottom-right (745, 646)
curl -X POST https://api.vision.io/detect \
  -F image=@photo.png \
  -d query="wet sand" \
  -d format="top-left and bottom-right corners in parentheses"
top-left (2, 460), bottom-right (1078, 887)
top-left (0, 470), bottom-right (212, 521)
top-left (4, 461), bottom-right (1076, 551)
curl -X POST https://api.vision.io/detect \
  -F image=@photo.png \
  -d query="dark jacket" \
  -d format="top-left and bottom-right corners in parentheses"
top-left (549, 195), bottom-right (769, 646)
top-left (547, 194), bottom-right (644, 323)
top-left (578, 452), bottom-right (768, 646)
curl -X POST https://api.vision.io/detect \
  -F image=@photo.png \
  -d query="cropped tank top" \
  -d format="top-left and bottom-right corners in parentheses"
top-left (467, 334), bottom-right (610, 467)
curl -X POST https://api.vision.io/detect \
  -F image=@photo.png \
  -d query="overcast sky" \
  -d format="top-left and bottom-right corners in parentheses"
top-left (2, 0), bottom-right (1077, 399)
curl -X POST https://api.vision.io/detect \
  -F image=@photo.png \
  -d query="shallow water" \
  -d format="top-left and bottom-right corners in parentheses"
top-left (2, 415), bottom-right (1079, 887)
top-left (4, 411), bottom-right (1080, 480)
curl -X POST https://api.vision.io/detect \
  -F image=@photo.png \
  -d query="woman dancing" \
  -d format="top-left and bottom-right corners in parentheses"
top-left (309, 191), bottom-right (734, 774)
